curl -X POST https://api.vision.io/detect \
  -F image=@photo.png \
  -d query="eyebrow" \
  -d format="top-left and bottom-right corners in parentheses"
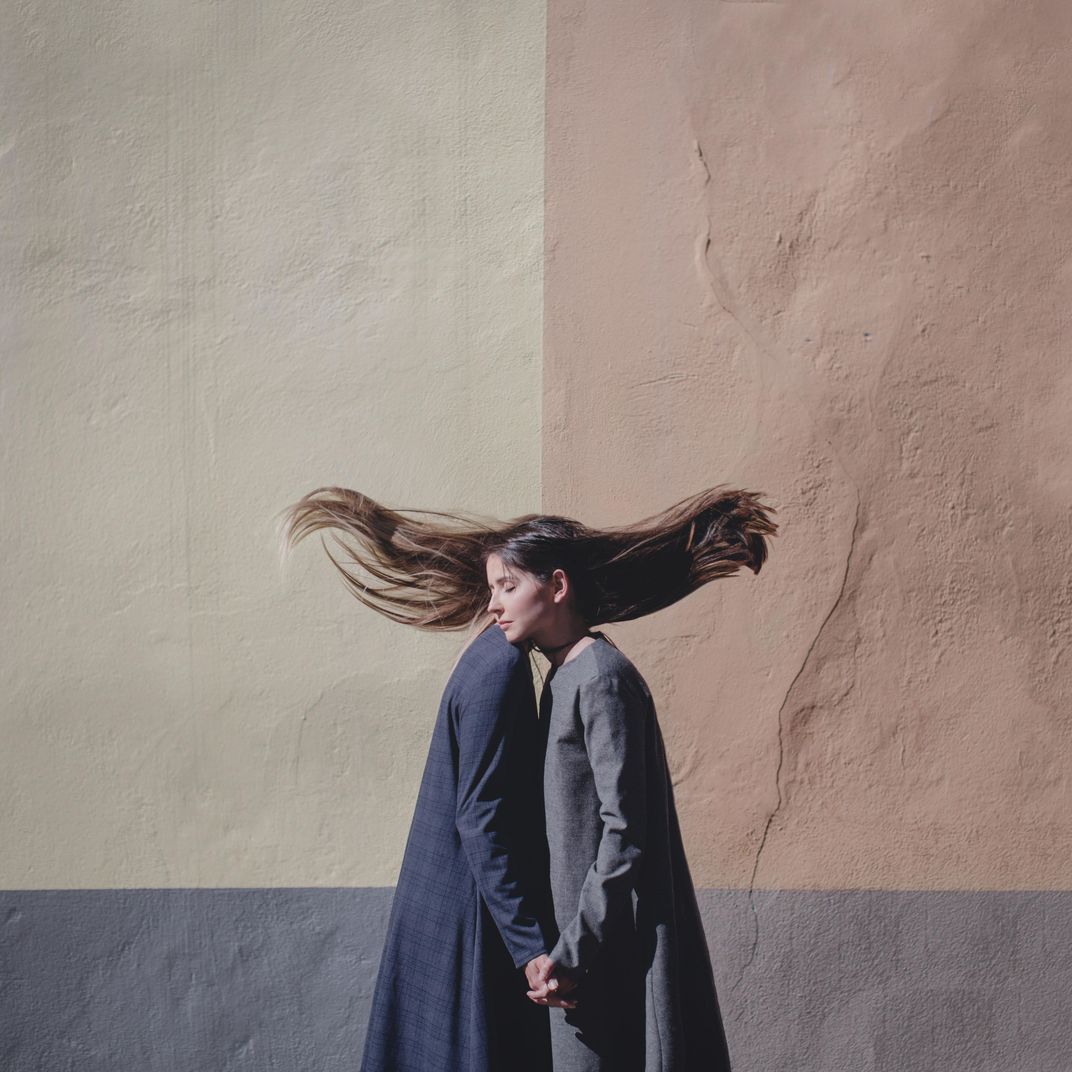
top-left (490, 574), bottom-right (516, 586)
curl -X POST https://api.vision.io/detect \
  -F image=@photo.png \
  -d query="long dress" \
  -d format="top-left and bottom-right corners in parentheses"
top-left (540, 633), bottom-right (733, 1072)
top-left (360, 624), bottom-right (555, 1072)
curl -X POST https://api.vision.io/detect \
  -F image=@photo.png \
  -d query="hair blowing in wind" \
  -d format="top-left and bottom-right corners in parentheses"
top-left (281, 485), bottom-right (777, 631)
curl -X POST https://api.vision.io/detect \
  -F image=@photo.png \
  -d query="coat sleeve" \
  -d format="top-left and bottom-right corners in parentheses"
top-left (454, 655), bottom-right (551, 970)
top-left (549, 670), bottom-right (647, 975)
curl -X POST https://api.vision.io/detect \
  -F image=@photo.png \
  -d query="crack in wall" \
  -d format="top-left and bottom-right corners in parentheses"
top-left (688, 138), bottom-right (866, 998)
top-left (730, 498), bottom-right (861, 998)
top-left (690, 139), bottom-right (853, 482)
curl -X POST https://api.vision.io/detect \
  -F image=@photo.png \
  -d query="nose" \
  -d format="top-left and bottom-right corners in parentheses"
top-left (487, 590), bottom-right (502, 616)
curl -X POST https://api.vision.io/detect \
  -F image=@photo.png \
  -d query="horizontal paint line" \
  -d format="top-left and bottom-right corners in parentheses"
top-left (2, 884), bottom-right (1069, 893)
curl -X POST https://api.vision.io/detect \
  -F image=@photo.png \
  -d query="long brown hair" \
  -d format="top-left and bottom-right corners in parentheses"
top-left (281, 486), bottom-right (776, 631)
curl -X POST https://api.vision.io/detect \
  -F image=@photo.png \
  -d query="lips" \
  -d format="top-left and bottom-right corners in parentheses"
top-left (498, 620), bottom-right (512, 628)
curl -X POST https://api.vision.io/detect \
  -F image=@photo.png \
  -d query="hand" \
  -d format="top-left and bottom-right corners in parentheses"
top-left (524, 955), bottom-right (580, 1008)
top-left (524, 954), bottom-right (554, 993)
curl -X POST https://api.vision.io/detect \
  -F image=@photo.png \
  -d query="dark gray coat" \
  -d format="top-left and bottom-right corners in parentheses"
top-left (540, 635), bottom-right (732, 1072)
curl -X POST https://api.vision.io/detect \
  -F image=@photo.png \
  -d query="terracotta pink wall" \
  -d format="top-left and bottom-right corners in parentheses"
top-left (545, 0), bottom-right (1072, 890)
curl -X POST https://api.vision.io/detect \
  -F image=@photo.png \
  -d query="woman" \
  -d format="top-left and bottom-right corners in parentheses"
top-left (285, 486), bottom-right (775, 1071)
top-left (284, 497), bottom-right (567, 1072)
top-left (483, 507), bottom-right (770, 1072)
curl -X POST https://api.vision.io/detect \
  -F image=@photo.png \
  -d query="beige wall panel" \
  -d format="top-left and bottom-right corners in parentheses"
top-left (545, 0), bottom-right (1072, 889)
top-left (1, 1), bottom-right (544, 887)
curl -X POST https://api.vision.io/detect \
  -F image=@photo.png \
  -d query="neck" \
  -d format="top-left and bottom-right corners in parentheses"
top-left (534, 622), bottom-right (595, 668)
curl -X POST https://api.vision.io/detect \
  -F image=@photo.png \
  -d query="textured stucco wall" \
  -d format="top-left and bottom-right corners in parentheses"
top-left (1, 0), bottom-right (544, 889)
top-left (545, 0), bottom-right (1072, 892)
top-left (6, 888), bottom-right (1070, 1071)
top-left (5, 0), bottom-right (1071, 1069)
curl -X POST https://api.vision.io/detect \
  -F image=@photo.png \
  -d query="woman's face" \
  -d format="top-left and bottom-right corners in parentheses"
top-left (485, 552), bottom-right (555, 645)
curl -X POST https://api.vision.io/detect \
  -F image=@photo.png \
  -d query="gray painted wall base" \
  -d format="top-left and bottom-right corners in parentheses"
top-left (2, 889), bottom-right (1067, 1071)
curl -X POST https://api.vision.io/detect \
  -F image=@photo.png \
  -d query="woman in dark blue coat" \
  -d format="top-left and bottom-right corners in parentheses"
top-left (285, 490), bottom-right (577, 1071)
top-left (359, 622), bottom-right (557, 1072)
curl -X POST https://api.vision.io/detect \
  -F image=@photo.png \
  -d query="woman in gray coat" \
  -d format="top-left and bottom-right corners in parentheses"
top-left (483, 503), bottom-right (776, 1072)
top-left (284, 485), bottom-right (775, 1072)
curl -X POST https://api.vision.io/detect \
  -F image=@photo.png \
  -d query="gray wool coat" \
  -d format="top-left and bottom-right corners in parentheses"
top-left (540, 634), bottom-right (732, 1072)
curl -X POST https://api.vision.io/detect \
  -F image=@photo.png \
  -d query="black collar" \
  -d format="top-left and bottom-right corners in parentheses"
top-left (534, 633), bottom-right (595, 657)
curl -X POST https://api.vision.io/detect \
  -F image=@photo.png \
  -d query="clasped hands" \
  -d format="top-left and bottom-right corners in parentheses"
top-left (525, 954), bottom-right (580, 1008)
